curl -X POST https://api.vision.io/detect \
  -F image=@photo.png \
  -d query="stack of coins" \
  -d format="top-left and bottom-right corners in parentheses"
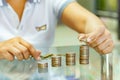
top-left (80, 45), bottom-right (89, 64)
top-left (51, 56), bottom-right (61, 67)
top-left (38, 61), bottom-right (48, 73)
top-left (66, 52), bottom-right (76, 66)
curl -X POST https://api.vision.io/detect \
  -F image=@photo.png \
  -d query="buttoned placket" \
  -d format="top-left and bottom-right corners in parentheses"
top-left (14, 0), bottom-right (41, 31)
top-left (5, 4), bottom-right (27, 32)
top-left (6, 4), bottom-right (20, 30)
top-left (18, 0), bottom-right (41, 31)
top-left (17, 2), bottom-right (32, 31)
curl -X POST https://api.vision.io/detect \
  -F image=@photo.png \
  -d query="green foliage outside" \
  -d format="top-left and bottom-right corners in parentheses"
top-left (77, 0), bottom-right (118, 12)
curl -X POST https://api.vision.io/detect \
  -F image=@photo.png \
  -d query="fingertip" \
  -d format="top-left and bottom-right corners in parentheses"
top-left (86, 36), bottom-right (95, 43)
top-left (33, 50), bottom-right (40, 55)
top-left (9, 57), bottom-right (14, 61)
top-left (5, 53), bottom-right (14, 61)
top-left (78, 34), bottom-right (87, 42)
top-left (36, 56), bottom-right (41, 61)
top-left (34, 50), bottom-right (41, 60)
top-left (102, 49), bottom-right (112, 54)
top-left (78, 34), bottom-right (85, 40)
top-left (87, 38), bottom-right (91, 42)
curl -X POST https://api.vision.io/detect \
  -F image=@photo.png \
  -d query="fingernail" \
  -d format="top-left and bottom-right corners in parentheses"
top-left (78, 37), bottom-right (81, 40)
top-left (87, 38), bottom-right (91, 42)
top-left (78, 34), bottom-right (84, 40)
top-left (37, 57), bottom-right (41, 60)
top-left (87, 36), bottom-right (95, 42)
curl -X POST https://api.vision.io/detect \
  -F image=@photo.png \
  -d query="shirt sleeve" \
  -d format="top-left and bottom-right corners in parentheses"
top-left (53, 0), bottom-right (76, 19)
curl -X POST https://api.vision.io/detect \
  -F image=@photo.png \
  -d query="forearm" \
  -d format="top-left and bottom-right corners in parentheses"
top-left (61, 2), bottom-right (105, 33)
top-left (85, 14), bottom-right (106, 34)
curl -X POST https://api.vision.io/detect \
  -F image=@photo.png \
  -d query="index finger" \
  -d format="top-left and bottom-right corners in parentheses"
top-left (19, 38), bottom-right (40, 60)
top-left (86, 27), bottom-right (105, 43)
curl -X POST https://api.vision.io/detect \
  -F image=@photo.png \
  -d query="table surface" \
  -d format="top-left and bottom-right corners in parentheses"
top-left (0, 45), bottom-right (120, 80)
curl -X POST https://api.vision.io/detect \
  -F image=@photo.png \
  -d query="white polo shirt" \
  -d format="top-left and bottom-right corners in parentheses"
top-left (0, 0), bottom-right (75, 54)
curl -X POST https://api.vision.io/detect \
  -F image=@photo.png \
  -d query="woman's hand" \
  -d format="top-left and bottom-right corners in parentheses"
top-left (61, 2), bottom-right (114, 54)
top-left (0, 37), bottom-right (41, 61)
top-left (78, 27), bottom-right (114, 54)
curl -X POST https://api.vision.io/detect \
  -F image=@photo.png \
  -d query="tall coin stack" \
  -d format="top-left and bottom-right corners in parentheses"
top-left (80, 45), bottom-right (89, 64)
top-left (66, 52), bottom-right (76, 66)
top-left (51, 56), bottom-right (61, 67)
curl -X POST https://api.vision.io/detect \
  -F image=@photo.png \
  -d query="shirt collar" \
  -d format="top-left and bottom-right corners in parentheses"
top-left (0, 0), bottom-right (7, 6)
top-left (0, 0), bottom-right (41, 6)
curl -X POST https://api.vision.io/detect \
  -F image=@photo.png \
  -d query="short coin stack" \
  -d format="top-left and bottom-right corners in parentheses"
top-left (38, 61), bottom-right (48, 73)
top-left (51, 56), bottom-right (61, 67)
top-left (66, 52), bottom-right (76, 66)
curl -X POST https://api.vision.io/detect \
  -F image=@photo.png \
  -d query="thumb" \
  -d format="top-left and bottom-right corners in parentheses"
top-left (78, 33), bottom-right (87, 42)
